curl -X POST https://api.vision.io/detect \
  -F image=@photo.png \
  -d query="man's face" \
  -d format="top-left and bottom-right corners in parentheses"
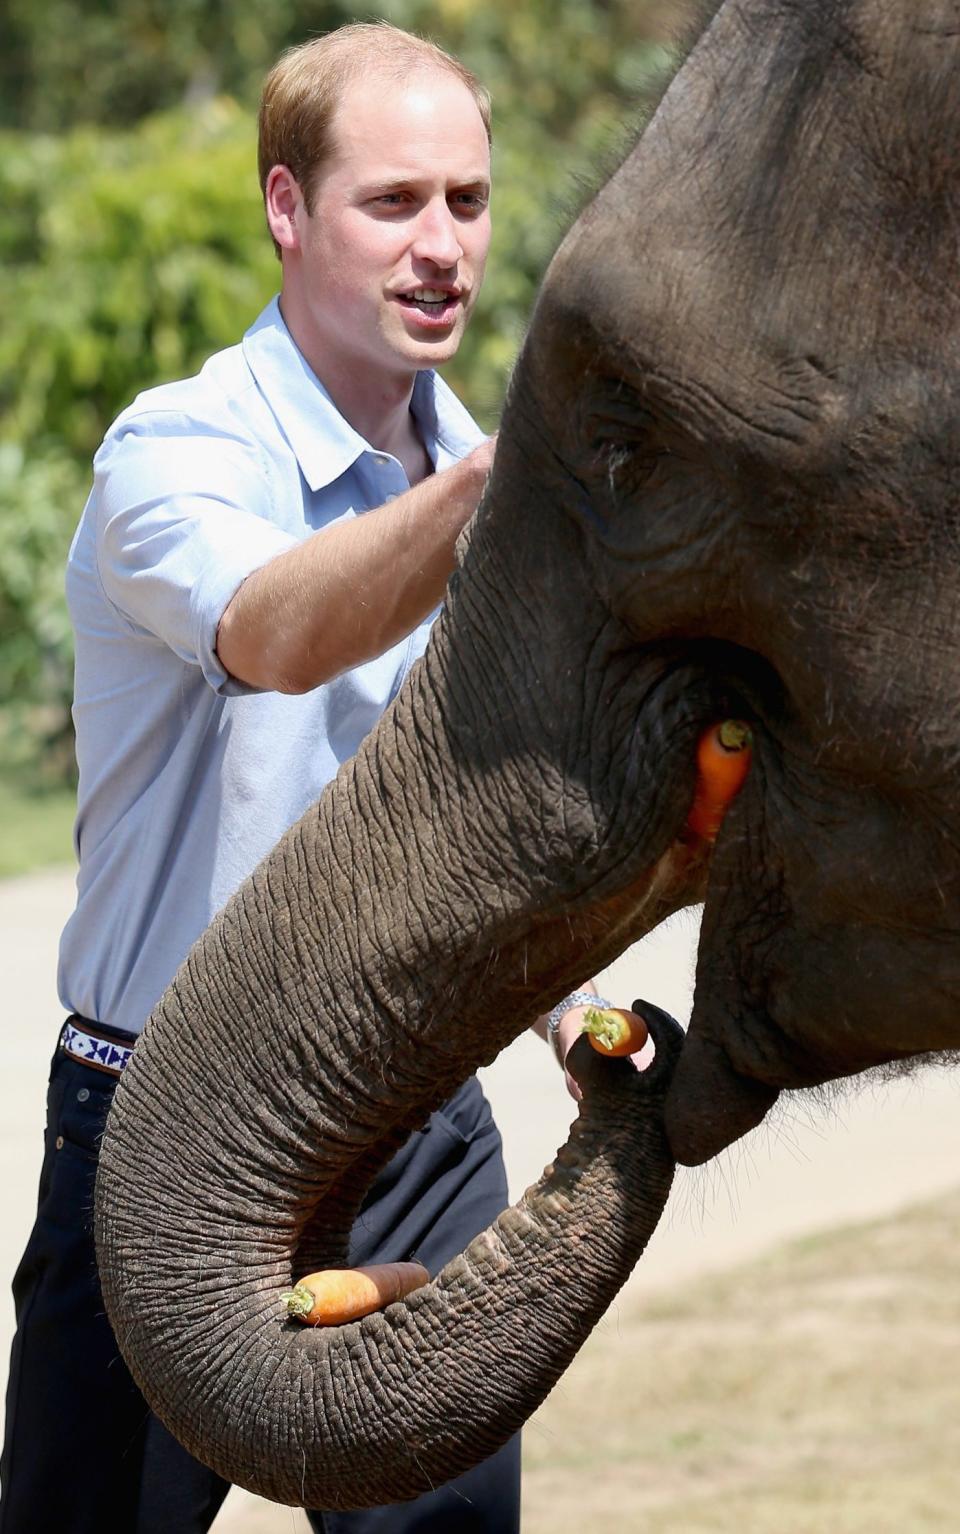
top-left (292, 67), bottom-right (491, 381)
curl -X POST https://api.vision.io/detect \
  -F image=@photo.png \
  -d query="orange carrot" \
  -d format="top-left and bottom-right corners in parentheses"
top-left (281, 1261), bottom-right (429, 1325)
top-left (686, 720), bottom-right (753, 842)
top-left (581, 1006), bottom-right (649, 1057)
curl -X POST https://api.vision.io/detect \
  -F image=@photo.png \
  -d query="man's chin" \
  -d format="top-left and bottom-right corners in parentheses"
top-left (404, 334), bottom-right (463, 365)
top-left (390, 312), bottom-right (466, 362)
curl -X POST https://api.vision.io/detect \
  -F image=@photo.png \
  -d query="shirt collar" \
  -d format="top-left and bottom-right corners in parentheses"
top-left (242, 296), bottom-right (486, 490)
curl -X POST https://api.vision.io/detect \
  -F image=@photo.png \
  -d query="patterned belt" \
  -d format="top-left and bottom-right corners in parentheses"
top-left (59, 1017), bottom-right (136, 1078)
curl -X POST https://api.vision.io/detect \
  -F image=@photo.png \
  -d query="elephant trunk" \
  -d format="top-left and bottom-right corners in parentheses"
top-left (95, 551), bottom-right (696, 1505)
top-left (97, 1016), bottom-right (678, 1508)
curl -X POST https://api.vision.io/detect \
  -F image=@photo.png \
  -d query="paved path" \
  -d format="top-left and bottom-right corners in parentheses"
top-left (2, 867), bottom-right (956, 1530)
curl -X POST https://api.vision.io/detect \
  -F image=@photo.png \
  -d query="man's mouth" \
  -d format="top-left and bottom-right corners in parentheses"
top-left (395, 287), bottom-right (463, 325)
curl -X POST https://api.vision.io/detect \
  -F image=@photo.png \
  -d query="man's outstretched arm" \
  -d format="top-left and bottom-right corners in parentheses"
top-left (216, 437), bottom-right (494, 694)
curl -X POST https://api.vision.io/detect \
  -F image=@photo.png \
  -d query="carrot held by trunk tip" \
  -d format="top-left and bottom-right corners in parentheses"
top-left (581, 1006), bottom-right (649, 1057)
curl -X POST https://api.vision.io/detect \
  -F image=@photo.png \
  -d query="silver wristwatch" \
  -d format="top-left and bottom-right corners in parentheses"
top-left (545, 990), bottom-right (612, 1064)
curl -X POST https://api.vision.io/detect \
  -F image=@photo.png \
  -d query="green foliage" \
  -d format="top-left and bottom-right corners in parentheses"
top-left (0, 775), bottom-right (77, 876)
top-left (0, 711), bottom-right (78, 873)
top-left (0, 0), bottom-right (364, 132)
top-left (0, 103), bottom-right (278, 463)
top-left (0, 0), bottom-right (678, 136)
top-left (0, 443), bottom-right (85, 719)
top-left (0, 101), bottom-right (284, 774)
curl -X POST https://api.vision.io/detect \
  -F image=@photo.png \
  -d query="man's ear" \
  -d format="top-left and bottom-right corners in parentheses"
top-left (265, 165), bottom-right (305, 252)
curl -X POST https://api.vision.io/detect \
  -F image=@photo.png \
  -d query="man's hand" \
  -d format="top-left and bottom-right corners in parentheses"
top-left (462, 431), bottom-right (496, 486)
top-left (216, 434), bottom-right (497, 694)
top-left (535, 995), bottom-right (656, 1102)
top-left (553, 1001), bottom-right (597, 1103)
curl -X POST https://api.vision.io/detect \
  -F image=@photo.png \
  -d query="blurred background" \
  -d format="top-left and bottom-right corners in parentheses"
top-left (0, 0), bottom-right (691, 872)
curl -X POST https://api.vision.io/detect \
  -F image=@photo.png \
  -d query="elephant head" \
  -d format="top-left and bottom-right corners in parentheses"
top-left (95, 0), bottom-right (960, 1509)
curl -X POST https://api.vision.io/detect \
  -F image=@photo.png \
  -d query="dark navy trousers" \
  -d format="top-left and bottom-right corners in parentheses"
top-left (0, 1030), bottom-right (521, 1533)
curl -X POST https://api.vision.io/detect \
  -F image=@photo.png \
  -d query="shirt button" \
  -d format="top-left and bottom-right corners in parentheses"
top-left (55, 1136), bottom-right (64, 1150)
top-left (77, 1087), bottom-right (90, 1102)
top-left (385, 493), bottom-right (397, 502)
top-left (374, 454), bottom-right (389, 467)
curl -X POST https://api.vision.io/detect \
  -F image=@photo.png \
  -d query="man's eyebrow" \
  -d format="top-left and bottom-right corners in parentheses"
top-left (358, 174), bottom-right (491, 195)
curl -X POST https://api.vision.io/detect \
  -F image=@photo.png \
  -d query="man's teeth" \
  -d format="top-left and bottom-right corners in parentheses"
top-left (409, 288), bottom-right (452, 303)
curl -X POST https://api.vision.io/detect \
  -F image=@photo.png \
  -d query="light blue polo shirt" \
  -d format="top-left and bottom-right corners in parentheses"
top-left (58, 296), bottom-right (485, 1035)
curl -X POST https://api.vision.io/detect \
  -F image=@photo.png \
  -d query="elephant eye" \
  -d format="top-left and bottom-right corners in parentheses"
top-left (585, 379), bottom-right (661, 464)
top-left (570, 377), bottom-right (676, 529)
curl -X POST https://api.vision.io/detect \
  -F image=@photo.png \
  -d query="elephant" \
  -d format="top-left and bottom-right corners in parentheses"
top-left (94, 0), bottom-right (960, 1512)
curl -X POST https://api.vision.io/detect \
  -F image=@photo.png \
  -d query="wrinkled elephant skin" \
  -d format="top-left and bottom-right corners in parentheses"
top-left (516, 0), bottom-right (960, 1161)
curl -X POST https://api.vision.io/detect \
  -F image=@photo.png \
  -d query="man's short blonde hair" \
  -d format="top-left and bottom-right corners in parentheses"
top-left (258, 22), bottom-right (491, 225)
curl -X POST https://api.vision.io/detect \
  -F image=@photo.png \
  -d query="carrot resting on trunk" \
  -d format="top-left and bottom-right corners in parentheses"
top-left (686, 719), bottom-right (753, 842)
top-left (281, 1261), bottom-right (430, 1325)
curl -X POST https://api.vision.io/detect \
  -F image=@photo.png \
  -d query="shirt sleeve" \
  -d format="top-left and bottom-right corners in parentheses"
top-left (94, 413), bottom-right (298, 695)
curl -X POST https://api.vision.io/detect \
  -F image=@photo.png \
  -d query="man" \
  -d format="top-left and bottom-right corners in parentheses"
top-left (1, 23), bottom-right (606, 1533)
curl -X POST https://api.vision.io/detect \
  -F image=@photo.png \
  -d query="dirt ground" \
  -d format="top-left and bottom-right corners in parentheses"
top-left (521, 1188), bottom-right (960, 1533)
top-left (1, 868), bottom-right (957, 1530)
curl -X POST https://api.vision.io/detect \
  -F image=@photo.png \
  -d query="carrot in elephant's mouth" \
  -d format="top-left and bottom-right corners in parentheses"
top-left (685, 720), bottom-right (753, 842)
top-left (281, 1262), bottom-right (430, 1325)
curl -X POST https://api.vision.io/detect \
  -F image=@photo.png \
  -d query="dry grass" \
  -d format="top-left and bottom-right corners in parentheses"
top-left (522, 1189), bottom-right (960, 1533)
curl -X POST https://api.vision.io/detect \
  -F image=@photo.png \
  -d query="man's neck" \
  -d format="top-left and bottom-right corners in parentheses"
top-left (338, 374), bottom-right (433, 488)
top-left (322, 358), bottom-right (416, 455)
top-left (278, 292), bottom-right (431, 480)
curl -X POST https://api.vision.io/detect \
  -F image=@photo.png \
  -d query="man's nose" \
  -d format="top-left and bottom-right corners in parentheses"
top-left (411, 200), bottom-right (463, 268)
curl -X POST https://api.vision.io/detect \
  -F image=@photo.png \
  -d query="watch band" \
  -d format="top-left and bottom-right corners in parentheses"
top-left (546, 990), bottom-right (613, 1064)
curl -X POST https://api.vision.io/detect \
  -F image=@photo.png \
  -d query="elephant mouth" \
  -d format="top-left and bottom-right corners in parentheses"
top-left (664, 1031), bottom-right (781, 1165)
top-left (643, 739), bottom-right (783, 1167)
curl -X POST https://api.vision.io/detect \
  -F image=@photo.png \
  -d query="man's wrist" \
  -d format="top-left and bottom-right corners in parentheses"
top-left (545, 989), bottom-right (610, 1065)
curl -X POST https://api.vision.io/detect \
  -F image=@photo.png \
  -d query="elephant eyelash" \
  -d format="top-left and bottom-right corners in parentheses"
top-left (605, 444), bottom-right (632, 483)
top-left (595, 438), bottom-right (668, 497)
